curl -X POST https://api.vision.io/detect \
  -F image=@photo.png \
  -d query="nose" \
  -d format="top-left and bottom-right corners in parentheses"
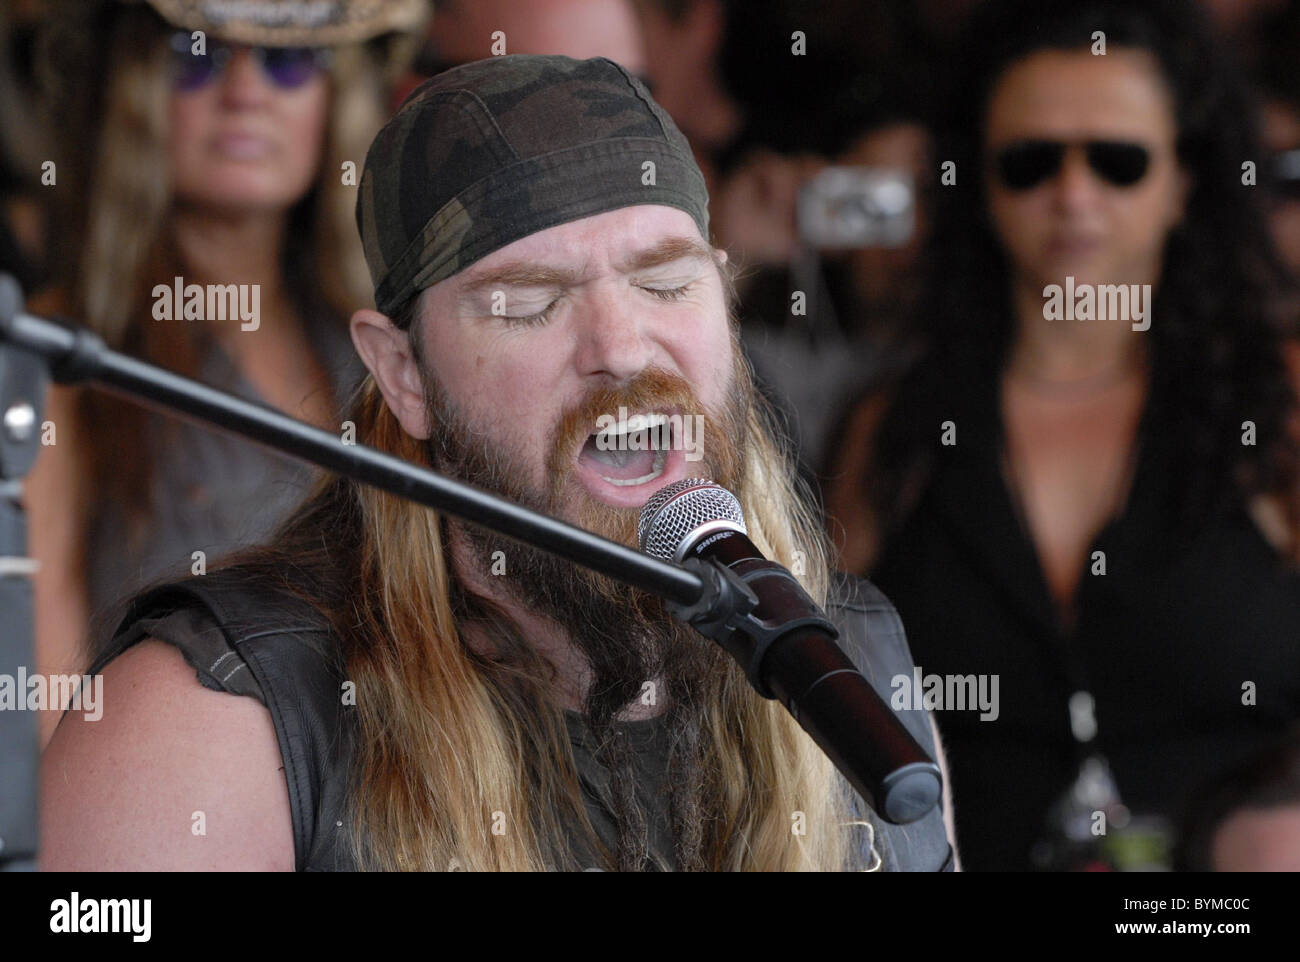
top-left (217, 48), bottom-right (272, 107)
top-left (572, 290), bottom-right (655, 384)
top-left (1051, 145), bottom-right (1104, 213)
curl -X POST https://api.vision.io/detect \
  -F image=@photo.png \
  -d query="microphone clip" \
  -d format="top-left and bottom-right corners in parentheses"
top-left (669, 556), bottom-right (839, 699)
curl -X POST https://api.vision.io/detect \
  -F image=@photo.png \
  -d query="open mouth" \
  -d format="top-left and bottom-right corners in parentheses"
top-left (578, 412), bottom-right (674, 486)
top-left (571, 409), bottom-right (699, 509)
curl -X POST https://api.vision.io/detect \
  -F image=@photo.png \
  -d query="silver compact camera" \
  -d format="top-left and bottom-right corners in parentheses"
top-left (797, 166), bottom-right (915, 250)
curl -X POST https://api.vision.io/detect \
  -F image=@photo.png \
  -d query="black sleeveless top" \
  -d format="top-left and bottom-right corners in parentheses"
top-left (871, 373), bottom-right (1300, 870)
top-left (90, 568), bottom-right (955, 872)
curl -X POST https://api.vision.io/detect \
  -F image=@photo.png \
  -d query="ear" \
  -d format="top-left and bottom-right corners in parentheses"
top-left (349, 307), bottom-right (430, 439)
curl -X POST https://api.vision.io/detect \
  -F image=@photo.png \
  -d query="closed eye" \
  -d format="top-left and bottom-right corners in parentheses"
top-left (502, 283), bottom-right (694, 325)
top-left (641, 283), bottom-right (694, 302)
top-left (504, 300), bottom-right (560, 327)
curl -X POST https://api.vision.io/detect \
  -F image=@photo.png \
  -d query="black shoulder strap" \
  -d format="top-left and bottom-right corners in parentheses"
top-left (97, 571), bottom-right (352, 871)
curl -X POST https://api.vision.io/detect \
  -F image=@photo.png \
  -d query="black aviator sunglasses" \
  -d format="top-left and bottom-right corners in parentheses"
top-left (992, 139), bottom-right (1153, 191)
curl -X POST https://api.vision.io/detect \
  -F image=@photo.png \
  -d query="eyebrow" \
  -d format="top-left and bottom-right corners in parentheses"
top-left (617, 235), bottom-right (717, 273)
top-left (457, 235), bottom-right (716, 299)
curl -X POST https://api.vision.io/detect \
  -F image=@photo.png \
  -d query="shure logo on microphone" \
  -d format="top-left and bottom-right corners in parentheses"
top-left (695, 531), bottom-right (733, 553)
top-left (594, 407), bottom-right (705, 461)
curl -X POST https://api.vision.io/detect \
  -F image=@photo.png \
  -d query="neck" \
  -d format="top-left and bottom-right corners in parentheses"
top-left (172, 202), bottom-right (297, 340)
top-left (1006, 274), bottom-right (1148, 383)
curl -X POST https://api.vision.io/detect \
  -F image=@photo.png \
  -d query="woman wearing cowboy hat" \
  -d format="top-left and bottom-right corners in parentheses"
top-left (24, 0), bottom-right (427, 747)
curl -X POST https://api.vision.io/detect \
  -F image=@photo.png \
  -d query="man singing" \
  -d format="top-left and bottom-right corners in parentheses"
top-left (41, 55), bottom-right (955, 871)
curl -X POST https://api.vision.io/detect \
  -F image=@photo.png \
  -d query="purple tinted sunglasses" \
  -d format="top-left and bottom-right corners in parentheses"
top-left (169, 31), bottom-right (331, 91)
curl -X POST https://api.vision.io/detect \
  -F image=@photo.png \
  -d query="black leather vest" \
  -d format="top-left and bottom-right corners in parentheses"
top-left (92, 569), bottom-right (954, 871)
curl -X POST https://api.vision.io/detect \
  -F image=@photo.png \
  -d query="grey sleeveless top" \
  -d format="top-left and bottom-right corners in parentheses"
top-left (85, 316), bottom-right (363, 647)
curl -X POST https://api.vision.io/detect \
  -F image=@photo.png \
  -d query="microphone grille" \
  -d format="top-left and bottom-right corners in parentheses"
top-left (638, 478), bottom-right (746, 562)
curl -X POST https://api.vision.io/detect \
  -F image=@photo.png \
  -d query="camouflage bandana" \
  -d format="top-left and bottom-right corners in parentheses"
top-left (355, 54), bottom-right (712, 321)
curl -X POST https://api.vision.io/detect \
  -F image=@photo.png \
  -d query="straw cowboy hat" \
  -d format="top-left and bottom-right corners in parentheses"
top-left (38, 0), bottom-right (429, 109)
top-left (136, 0), bottom-right (428, 48)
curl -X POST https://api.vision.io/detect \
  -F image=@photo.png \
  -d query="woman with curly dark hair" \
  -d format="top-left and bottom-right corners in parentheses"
top-left (825, 0), bottom-right (1300, 871)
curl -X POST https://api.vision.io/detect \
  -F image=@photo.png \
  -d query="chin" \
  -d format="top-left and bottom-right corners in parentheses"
top-left (180, 177), bottom-right (312, 214)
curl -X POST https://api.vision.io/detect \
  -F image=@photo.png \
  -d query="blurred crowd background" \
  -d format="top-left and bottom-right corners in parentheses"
top-left (3, 0), bottom-right (1300, 872)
